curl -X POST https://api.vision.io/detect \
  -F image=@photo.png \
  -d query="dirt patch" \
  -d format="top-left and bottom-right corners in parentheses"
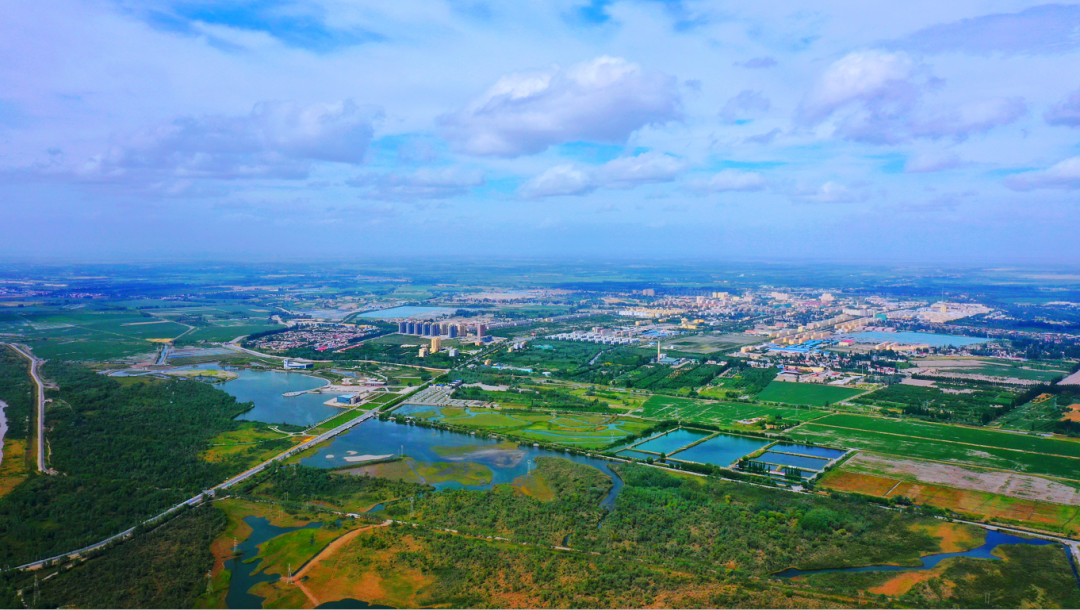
top-left (818, 470), bottom-right (899, 496)
top-left (844, 452), bottom-right (1080, 505)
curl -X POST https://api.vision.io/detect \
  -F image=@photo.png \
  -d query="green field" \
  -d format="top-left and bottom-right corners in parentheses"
top-left (640, 394), bottom-right (820, 426)
top-left (180, 324), bottom-right (284, 343)
top-left (807, 413), bottom-right (1080, 458)
top-left (755, 381), bottom-right (864, 406)
top-left (789, 414), bottom-right (1080, 480)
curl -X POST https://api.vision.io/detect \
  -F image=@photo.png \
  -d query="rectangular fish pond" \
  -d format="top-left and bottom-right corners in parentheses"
top-left (667, 433), bottom-right (772, 467)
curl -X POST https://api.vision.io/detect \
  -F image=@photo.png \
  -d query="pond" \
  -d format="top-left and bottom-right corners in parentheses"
top-left (226, 516), bottom-right (323, 609)
top-left (775, 529), bottom-right (1064, 578)
top-left (630, 429), bottom-right (711, 454)
top-left (669, 433), bottom-right (772, 467)
top-left (301, 419), bottom-right (624, 509)
top-left (769, 443), bottom-right (846, 460)
top-left (754, 451), bottom-right (831, 471)
top-left (220, 369), bottom-right (343, 427)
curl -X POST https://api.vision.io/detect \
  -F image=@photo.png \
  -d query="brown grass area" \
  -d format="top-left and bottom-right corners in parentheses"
top-left (911, 522), bottom-right (984, 553)
top-left (869, 568), bottom-right (943, 596)
top-left (513, 471), bottom-right (555, 501)
top-left (0, 439), bottom-right (30, 497)
top-left (1063, 404), bottom-right (1080, 422)
top-left (819, 470), bottom-right (899, 496)
top-left (293, 531), bottom-right (431, 609)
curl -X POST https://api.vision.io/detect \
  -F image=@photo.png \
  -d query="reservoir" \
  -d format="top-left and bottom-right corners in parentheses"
top-left (220, 369), bottom-right (342, 427)
top-left (356, 306), bottom-right (456, 319)
top-left (841, 330), bottom-right (988, 347)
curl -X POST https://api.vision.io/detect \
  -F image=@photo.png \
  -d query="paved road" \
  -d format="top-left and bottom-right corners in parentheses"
top-left (13, 405), bottom-right (384, 571)
top-left (4, 343), bottom-right (52, 475)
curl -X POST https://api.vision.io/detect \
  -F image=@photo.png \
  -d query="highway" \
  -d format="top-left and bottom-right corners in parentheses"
top-left (3, 343), bottom-right (52, 475)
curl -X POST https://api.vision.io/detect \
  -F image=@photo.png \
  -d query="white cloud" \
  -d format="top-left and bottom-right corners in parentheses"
top-left (520, 151), bottom-right (686, 198)
top-left (73, 100), bottom-right (378, 185)
top-left (594, 151), bottom-right (686, 186)
top-left (1045, 88), bottom-right (1080, 127)
top-left (799, 51), bottom-right (1024, 143)
top-left (799, 51), bottom-right (919, 126)
top-left (905, 151), bottom-right (961, 173)
top-left (438, 56), bottom-right (681, 157)
top-left (520, 164), bottom-right (595, 198)
top-left (689, 169), bottom-right (766, 193)
top-left (1004, 157), bottom-right (1080, 191)
top-left (348, 167), bottom-right (484, 200)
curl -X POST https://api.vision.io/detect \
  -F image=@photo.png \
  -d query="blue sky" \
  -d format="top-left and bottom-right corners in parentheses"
top-left (1, 0), bottom-right (1079, 263)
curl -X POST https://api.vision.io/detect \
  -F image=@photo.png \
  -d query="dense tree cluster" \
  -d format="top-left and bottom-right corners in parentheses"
top-left (30, 506), bottom-right (226, 609)
top-left (0, 363), bottom-right (253, 566)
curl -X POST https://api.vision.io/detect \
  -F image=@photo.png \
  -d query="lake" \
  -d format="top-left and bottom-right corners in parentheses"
top-left (220, 369), bottom-right (343, 427)
top-left (301, 418), bottom-right (623, 508)
top-left (842, 330), bottom-right (989, 347)
top-left (356, 306), bottom-right (456, 319)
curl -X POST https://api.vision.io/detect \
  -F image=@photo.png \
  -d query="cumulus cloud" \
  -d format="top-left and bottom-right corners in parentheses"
top-left (73, 100), bottom-right (378, 185)
top-left (798, 51), bottom-right (919, 127)
top-left (520, 164), bottom-right (596, 198)
top-left (1045, 88), bottom-right (1080, 127)
top-left (438, 56), bottom-right (681, 157)
top-left (1004, 157), bottom-right (1080, 191)
top-left (719, 90), bottom-right (771, 123)
top-left (799, 51), bottom-right (1024, 143)
top-left (347, 167), bottom-right (484, 200)
top-left (905, 151), bottom-right (961, 173)
top-left (520, 151), bottom-right (686, 198)
top-left (892, 5), bottom-right (1080, 55)
top-left (689, 169), bottom-right (766, 193)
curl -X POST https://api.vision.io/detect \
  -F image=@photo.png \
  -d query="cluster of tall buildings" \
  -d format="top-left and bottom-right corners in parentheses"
top-left (398, 320), bottom-right (487, 340)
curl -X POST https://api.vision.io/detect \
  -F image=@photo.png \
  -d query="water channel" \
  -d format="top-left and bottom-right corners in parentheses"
top-left (774, 530), bottom-right (1065, 579)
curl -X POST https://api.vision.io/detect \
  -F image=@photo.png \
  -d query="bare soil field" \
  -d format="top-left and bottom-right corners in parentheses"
top-left (842, 451), bottom-right (1080, 505)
